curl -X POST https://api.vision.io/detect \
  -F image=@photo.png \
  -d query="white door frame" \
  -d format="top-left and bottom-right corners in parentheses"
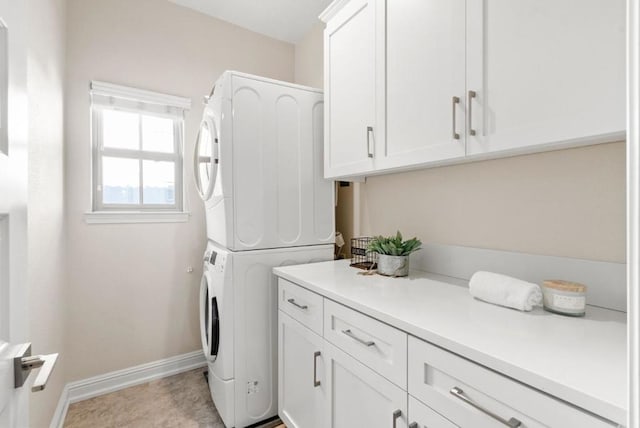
top-left (0, 0), bottom-right (30, 427)
top-left (628, 1), bottom-right (639, 427)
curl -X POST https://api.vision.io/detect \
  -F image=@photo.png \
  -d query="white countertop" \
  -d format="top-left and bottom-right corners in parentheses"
top-left (274, 260), bottom-right (627, 425)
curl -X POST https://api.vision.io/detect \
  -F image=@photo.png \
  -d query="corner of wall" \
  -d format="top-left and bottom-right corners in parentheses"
top-left (293, 22), bottom-right (324, 89)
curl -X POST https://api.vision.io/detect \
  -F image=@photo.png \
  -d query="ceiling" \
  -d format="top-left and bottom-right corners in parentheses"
top-left (169, 0), bottom-right (333, 44)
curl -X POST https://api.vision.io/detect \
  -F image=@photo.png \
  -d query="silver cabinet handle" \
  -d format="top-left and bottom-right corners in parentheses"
top-left (450, 387), bottom-right (522, 427)
top-left (313, 351), bottom-right (321, 387)
top-left (287, 298), bottom-right (308, 310)
top-left (408, 423), bottom-right (418, 428)
top-left (452, 96), bottom-right (461, 140)
top-left (341, 329), bottom-right (375, 347)
top-left (468, 90), bottom-right (477, 136)
top-left (366, 126), bottom-right (374, 158)
top-left (392, 409), bottom-right (402, 428)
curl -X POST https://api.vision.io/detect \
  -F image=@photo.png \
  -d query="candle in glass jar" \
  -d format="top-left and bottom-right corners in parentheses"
top-left (541, 280), bottom-right (587, 317)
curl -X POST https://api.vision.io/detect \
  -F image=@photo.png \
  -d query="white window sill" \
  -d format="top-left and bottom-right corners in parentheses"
top-left (84, 211), bottom-right (191, 224)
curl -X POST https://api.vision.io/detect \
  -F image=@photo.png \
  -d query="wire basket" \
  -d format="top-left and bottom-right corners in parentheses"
top-left (350, 237), bottom-right (377, 270)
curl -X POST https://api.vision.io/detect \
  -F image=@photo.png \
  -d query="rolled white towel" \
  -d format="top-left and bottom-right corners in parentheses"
top-left (469, 271), bottom-right (542, 312)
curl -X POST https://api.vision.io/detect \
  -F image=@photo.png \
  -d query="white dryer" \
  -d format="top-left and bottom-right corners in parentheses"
top-left (200, 240), bottom-right (333, 428)
top-left (194, 71), bottom-right (334, 251)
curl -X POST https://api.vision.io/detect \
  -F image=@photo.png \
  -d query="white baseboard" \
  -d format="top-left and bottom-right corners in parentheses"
top-left (50, 350), bottom-right (206, 428)
top-left (50, 385), bottom-right (69, 428)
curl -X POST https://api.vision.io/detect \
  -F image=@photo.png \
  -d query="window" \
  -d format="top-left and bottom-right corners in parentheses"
top-left (88, 81), bottom-right (191, 222)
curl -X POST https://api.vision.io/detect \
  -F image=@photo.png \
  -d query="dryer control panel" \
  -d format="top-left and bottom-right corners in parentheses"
top-left (203, 249), bottom-right (226, 273)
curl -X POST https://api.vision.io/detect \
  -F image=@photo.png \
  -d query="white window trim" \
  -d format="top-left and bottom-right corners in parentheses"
top-left (87, 81), bottom-right (192, 224)
top-left (84, 211), bottom-right (190, 224)
top-left (90, 81), bottom-right (191, 110)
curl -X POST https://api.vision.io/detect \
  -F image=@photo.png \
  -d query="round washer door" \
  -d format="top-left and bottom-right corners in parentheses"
top-left (199, 271), bottom-right (219, 362)
top-left (194, 118), bottom-right (219, 201)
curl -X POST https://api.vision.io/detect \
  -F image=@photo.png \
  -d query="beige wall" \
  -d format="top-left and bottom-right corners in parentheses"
top-left (361, 142), bottom-right (626, 263)
top-left (65, 0), bottom-right (294, 381)
top-left (27, 0), bottom-right (67, 425)
top-left (295, 26), bottom-right (626, 264)
top-left (335, 183), bottom-right (355, 258)
top-left (294, 22), bottom-right (323, 88)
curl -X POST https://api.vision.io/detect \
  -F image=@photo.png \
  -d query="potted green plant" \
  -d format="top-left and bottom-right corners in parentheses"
top-left (367, 231), bottom-right (422, 277)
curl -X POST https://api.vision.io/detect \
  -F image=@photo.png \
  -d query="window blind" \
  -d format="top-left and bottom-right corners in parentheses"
top-left (90, 81), bottom-right (191, 118)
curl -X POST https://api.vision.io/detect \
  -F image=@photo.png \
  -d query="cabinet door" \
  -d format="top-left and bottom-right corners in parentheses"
top-left (384, 0), bottom-right (466, 170)
top-left (278, 311), bottom-right (325, 428)
top-left (466, 0), bottom-right (626, 156)
top-left (408, 396), bottom-right (458, 428)
top-left (324, 0), bottom-right (384, 178)
top-left (324, 341), bottom-right (408, 428)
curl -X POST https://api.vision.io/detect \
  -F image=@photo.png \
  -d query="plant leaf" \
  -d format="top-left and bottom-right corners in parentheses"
top-left (365, 232), bottom-right (422, 256)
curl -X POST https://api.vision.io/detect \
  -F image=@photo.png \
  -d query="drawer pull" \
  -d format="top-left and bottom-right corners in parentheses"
top-left (366, 126), bottom-right (374, 158)
top-left (452, 96), bottom-right (461, 140)
top-left (468, 90), bottom-right (477, 136)
top-left (287, 298), bottom-right (308, 310)
top-left (313, 351), bottom-right (321, 387)
top-left (408, 423), bottom-right (418, 428)
top-left (450, 387), bottom-right (522, 428)
top-left (392, 409), bottom-right (402, 428)
top-left (341, 329), bottom-right (375, 347)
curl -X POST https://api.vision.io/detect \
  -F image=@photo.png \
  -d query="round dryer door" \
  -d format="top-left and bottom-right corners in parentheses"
top-left (194, 118), bottom-right (219, 201)
top-left (199, 273), bottom-right (219, 362)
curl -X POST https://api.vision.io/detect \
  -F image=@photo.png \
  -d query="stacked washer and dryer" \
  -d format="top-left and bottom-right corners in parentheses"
top-left (194, 71), bottom-right (334, 428)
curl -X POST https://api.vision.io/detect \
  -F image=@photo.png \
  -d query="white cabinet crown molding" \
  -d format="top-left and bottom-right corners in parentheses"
top-left (319, 0), bottom-right (352, 23)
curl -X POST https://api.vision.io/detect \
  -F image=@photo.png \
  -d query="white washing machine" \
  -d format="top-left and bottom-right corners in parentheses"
top-left (200, 240), bottom-right (333, 428)
top-left (194, 71), bottom-right (334, 251)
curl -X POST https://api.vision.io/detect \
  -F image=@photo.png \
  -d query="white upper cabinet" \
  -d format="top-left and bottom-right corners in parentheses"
top-left (466, 0), bottom-right (626, 156)
top-left (384, 0), bottom-right (467, 170)
top-left (320, 0), bottom-right (625, 180)
top-left (321, 0), bottom-right (385, 179)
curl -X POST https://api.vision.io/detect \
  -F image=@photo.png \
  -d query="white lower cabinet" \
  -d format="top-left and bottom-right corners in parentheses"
top-left (278, 311), bottom-right (325, 428)
top-left (277, 279), bottom-right (618, 428)
top-left (323, 299), bottom-right (407, 389)
top-left (408, 396), bottom-right (458, 428)
top-left (407, 336), bottom-right (616, 428)
top-left (324, 341), bottom-right (408, 428)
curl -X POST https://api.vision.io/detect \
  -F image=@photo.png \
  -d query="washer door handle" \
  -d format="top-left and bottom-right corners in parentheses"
top-left (210, 296), bottom-right (220, 356)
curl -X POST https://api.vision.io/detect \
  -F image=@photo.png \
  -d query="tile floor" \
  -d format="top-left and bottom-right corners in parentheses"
top-left (63, 369), bottom-right (229, 427)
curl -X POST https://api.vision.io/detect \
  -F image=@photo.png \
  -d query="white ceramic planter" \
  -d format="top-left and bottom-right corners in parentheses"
top-left (376, 254), bottom-right (409, 277)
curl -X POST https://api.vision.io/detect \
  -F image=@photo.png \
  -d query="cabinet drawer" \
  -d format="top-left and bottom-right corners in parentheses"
top-left (278, 279), bottom-right (323, 336)
top-left (324, 299), bottom-right (407, 389)
top-left (409, 396), bottom-right (458, 428)
top-left (408, 337), bottom-right (615, 428)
